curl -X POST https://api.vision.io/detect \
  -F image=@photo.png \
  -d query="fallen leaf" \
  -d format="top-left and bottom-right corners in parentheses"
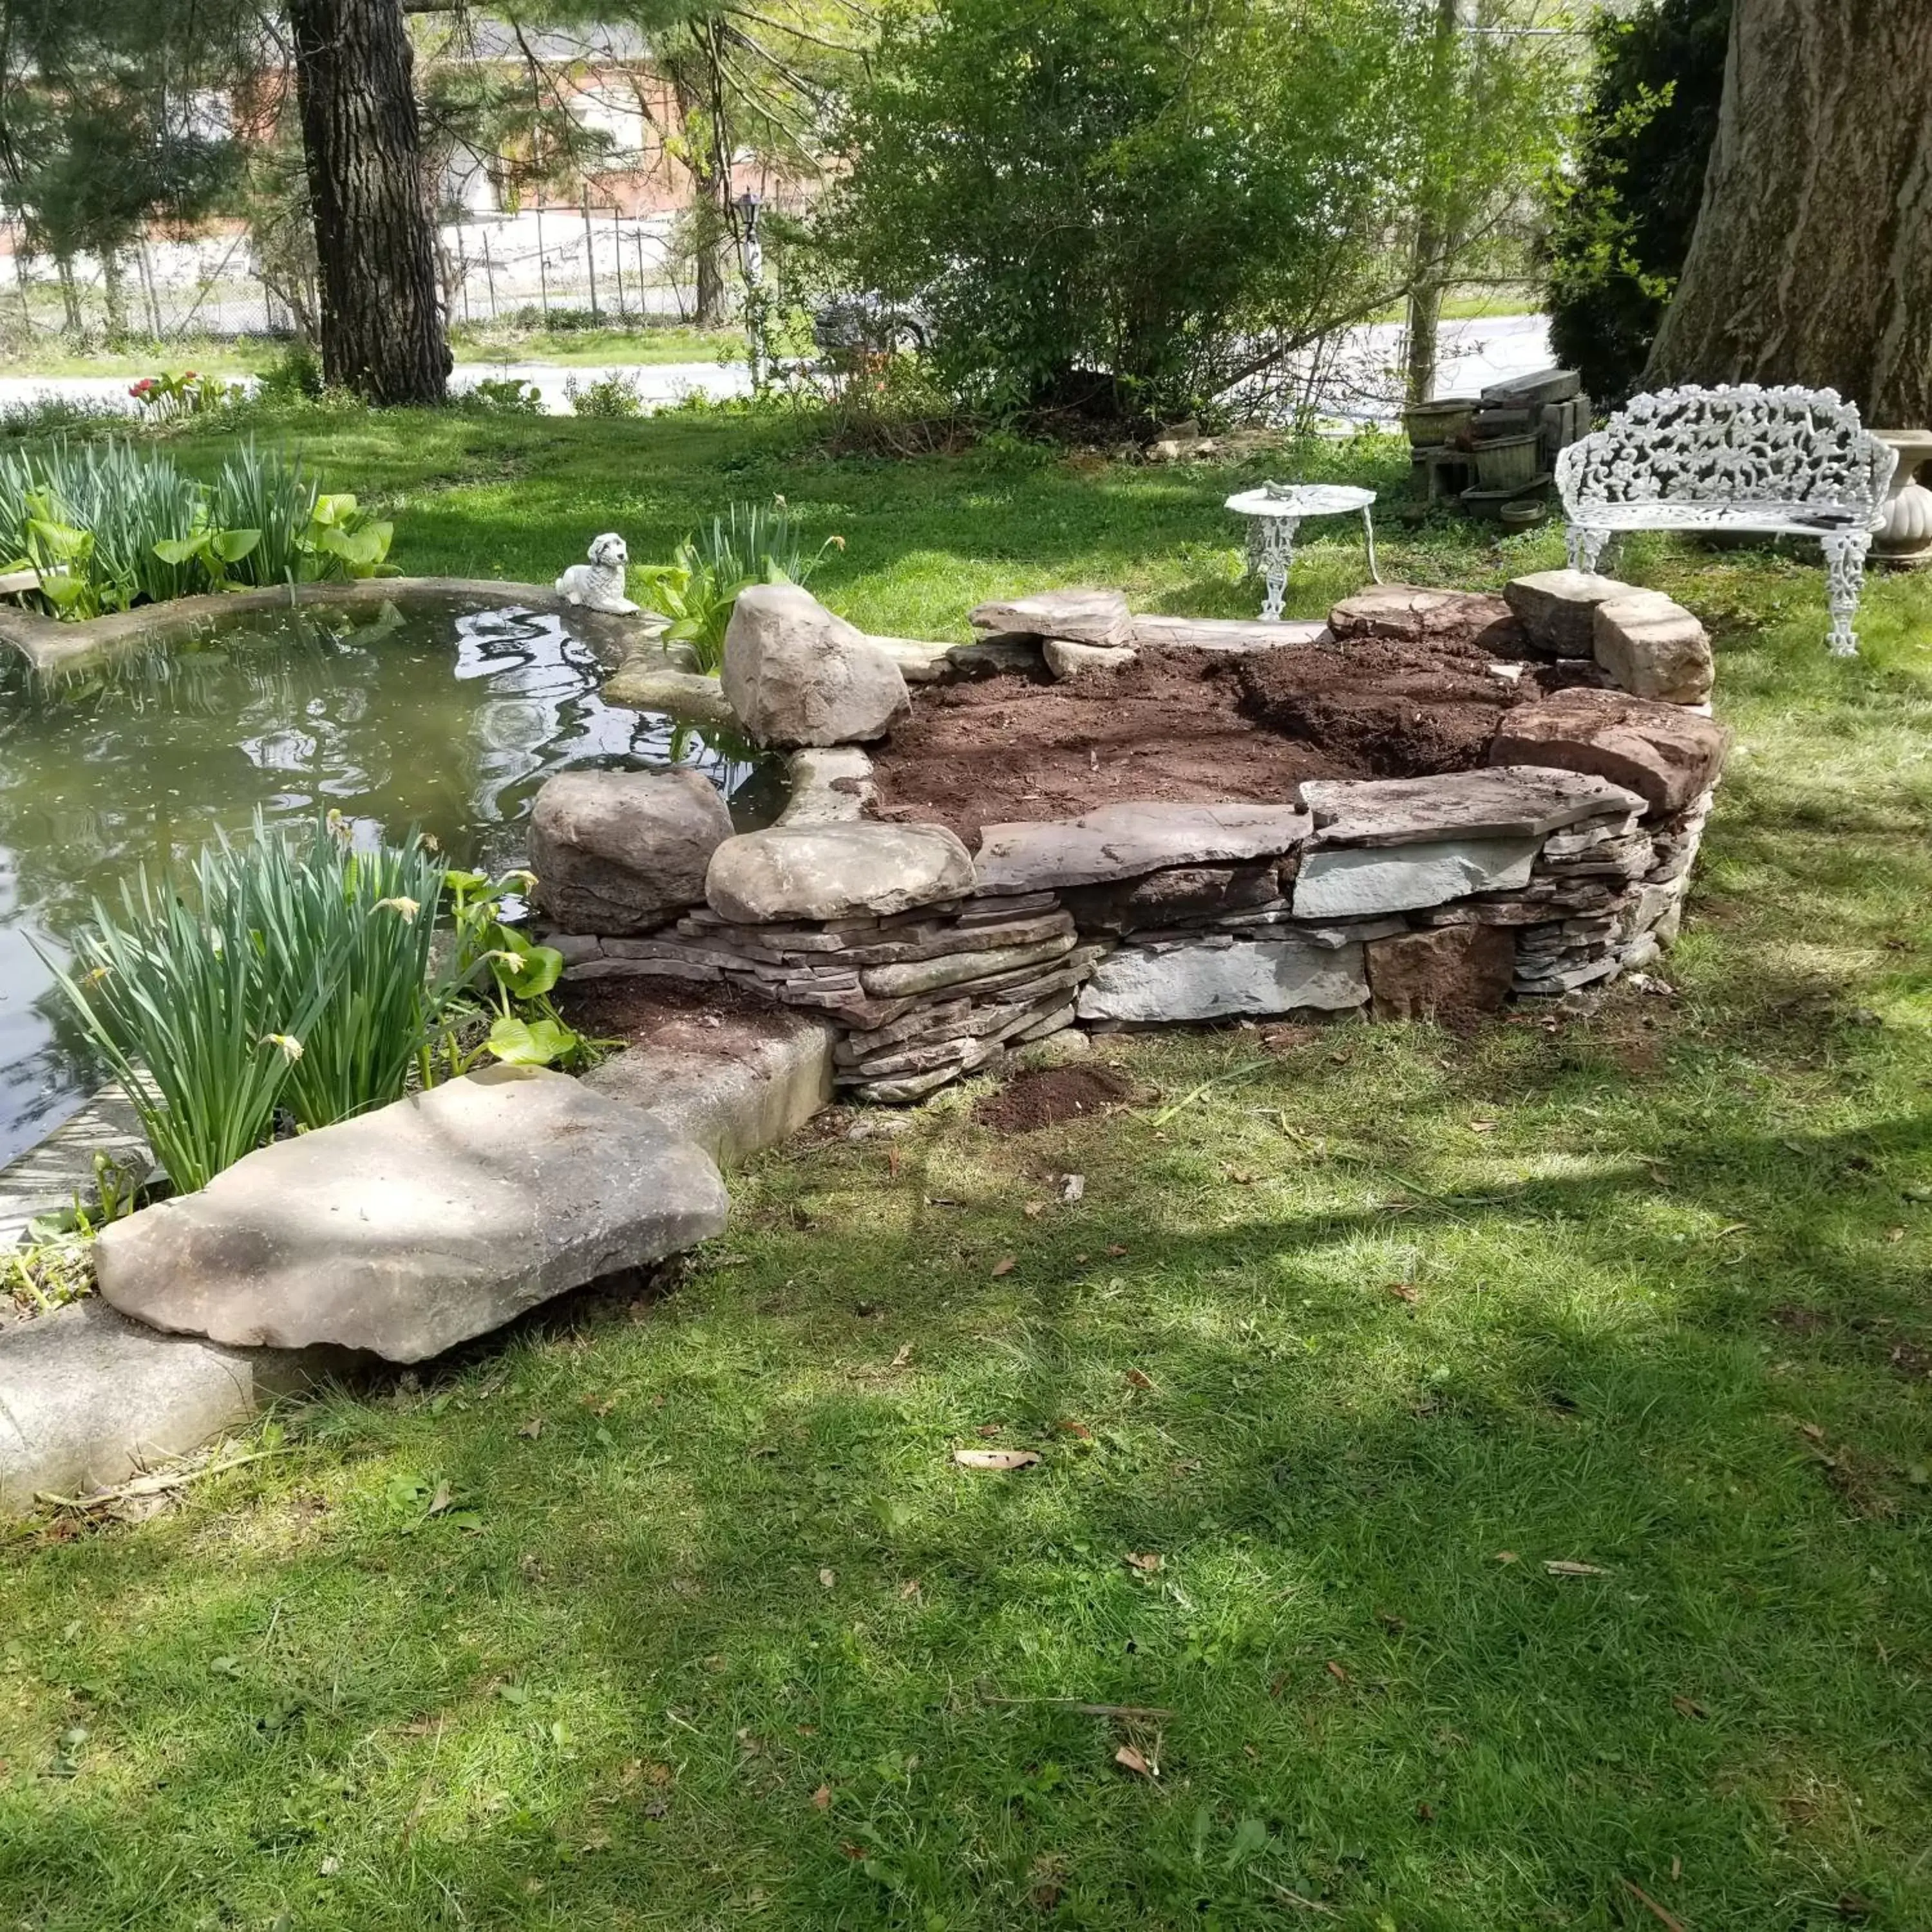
top-left (889, 1342), bottom-right (914, 1369)
top-left (898, 1578), bottom-right (922, 1600)
top-left (952, 1448), bottom-right (1040, 1472)
top-left (1113, 1743), bottom-right (1155, 1779)
top-left (1470, 1119), bottom-right (1499, 1133)
top-left (819, 1568), bottom-right (836, 1588)
top-left (1023, 1202), bottom-right (1046, 1219)
top-left (1123, 1551), bottom-right (1162, 1573)
top-left (1714, 1222), bottom-right (1748, 1238)
top-left (583, 1396), bottom-right (616, 1417)
top-left (1057, 1419), bottom-right (1094, 1440)
top-left (426, 1481), bottom-right (453, 1516)
top-left (516, 1416), bottom-right (544, 1440)
top-left (1671, 1694), bottom-right (1709, 1720)
top-left (1324, 1660), bottom-right (1350, 1684)
top-left (1800, 1422), bottom-right (1828, 1443)
top-left (991, 1256), bottom-right (1017, 1278)
top-left (887, 1147), bottom-right (901, 1177)
top-left (1106, 1244), bottom-right (1129, 1257)
top-left (1544, 1558), bottom-right (1609, 1577)
top-left (1416, 1801), bottom-right (1436, 1823)
top-left (1125, 1368), bottom-right (1157, 1392)
top-left (975, 1422), bottom-right (1003, 1437)
top-left (811, 1784), bottom-right (831, 1811)
top-left (1887, 1227), bottom-right (1904, 1243)
top-left (1061, 1173), bottom-right (1085, 1204)
top-left (1494, 1550), bottom-right (1519, 1564)
top-left (1386, 1282), bottom-right (1419, 1304)
top-left (1226, 1168), bottom-right (1261, 1185)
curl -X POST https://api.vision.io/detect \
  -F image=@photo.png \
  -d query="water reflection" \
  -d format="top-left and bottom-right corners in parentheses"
top-left (0, 600), bottom-right (777, 1167)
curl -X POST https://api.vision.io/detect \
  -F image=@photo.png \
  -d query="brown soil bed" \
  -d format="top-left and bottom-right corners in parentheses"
top-left (867, 641), bottom-right (1590, 845)
top-left (974, 1064), bottom-right (1137, 1133)
top-left (557, 972), bottom-right (788, 1049)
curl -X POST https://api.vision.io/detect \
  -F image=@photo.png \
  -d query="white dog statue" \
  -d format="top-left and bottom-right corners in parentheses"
top-left (555, 532), bottom-right (640, 616)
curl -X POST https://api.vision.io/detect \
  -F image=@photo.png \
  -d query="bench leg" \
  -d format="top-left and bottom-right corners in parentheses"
top-left (1566, 525), bottom-right (1610, 575)
top-left (1821, 531), bottom-right (1871, 658)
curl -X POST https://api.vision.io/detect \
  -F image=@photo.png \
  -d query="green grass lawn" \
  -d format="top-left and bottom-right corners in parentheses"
top-left (3, 408), bottom-right (1931, 1930)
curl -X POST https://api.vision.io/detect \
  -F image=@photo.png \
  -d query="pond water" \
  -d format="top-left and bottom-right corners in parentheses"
top-left (0, 599), bottom-right (779, 1170)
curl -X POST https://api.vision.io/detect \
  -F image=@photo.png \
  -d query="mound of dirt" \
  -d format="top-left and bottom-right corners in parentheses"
top-left (974, 1064), bottom-right (1136, 1133)
top-left (865, 641), bottom-right (1596, 845)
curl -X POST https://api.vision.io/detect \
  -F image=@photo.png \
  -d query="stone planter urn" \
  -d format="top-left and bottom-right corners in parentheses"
top-left (1873, 430), bottom-right (1932, 567)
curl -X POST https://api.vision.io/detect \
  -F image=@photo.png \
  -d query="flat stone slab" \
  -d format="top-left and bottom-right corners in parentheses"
top-left (945, 636), bottom-right (1043, 679)
top-left (601, 658), bottom-right (736, 727)
top-left (583, 1008), bottom-right (835, 1170)
top-left (1293, 835), bottom-right (1540, 919)
top-left (1301, 766), bottom-right (1645, 848)
top-left (707, 821), bottom-right (976, 923)
top-left (1044, 638), bottom-right (1137, 679)
top-left (95, 1067), bottom-right (728, 1363)
top-left (1504, 570), bottom-right (1632, 658)
top-left (866, 635), bottom-right (957, 684)
top-left (975, 802), bottom-right (1312, 895)
top-left (1129, 614), bottom-right (1330, 652)
top-left (0, 1297), bottom-right (325, 1513)
top-left (1488, 687), bottom-right (1729, 817)
top-left (1328, 584), bottom-right (1525, 654)
top-left (1077, 935), bottom-right (1368, 1023)
top-left (776, 746), bottom-right (876, 827)
top-left (970, 588), bottom-right (1132, 648)
top-left (0, 1081), bottom-right (149, 1249)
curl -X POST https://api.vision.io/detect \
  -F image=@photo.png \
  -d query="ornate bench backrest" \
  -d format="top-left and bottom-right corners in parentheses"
top-left (1557, 384), bottom-right (1894, 522)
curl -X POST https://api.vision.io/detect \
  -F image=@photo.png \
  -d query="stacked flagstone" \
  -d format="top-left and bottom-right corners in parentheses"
top-left (531, 569), bottom-right (1736, 1103)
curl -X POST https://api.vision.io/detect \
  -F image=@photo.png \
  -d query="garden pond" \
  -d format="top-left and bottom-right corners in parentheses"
top-left (0, 598), bottom-right (779, 1169)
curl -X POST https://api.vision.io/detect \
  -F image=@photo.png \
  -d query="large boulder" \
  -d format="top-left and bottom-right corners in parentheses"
top-left (1504, 569), bottom-right (1631, 658)
top-left (1327, 584), bottom-right (1527, 656)
top-left (1293, 835), bottom-right (1540, 920)
top-left (1487, 686), bottom-right (1728, 817)
top-left (969, 587), bottom-right (1132, 648)
top-left (722, 585), bottom-right (911, 748)
top-left (530, 768), bottom-right (732, 935)
top-left (1591, 591), bottom-right (1714, 704)
top-left (706, 821), bottom-right (976, 924)
top-left (95, 1067), bottom-right (728, 1363)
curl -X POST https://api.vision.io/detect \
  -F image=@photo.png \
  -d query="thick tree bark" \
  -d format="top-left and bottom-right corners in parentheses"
top-left (1643, 0), bottom-right (1932, 424)
top-left (289, 0), bottom-right (448, 404)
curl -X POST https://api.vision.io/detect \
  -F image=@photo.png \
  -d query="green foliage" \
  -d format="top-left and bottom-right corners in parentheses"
top-left (442, 868), bottom-right (590, 1073)
top-left (806, 0), bottom-right (1569, 422)
top-left (1544, 0), bottom-right (1733, 405)
top-left (128, 370), bottom-right (240, 422)
top-left (564, 371), bottom-right (645, 418)
top-left (0, 437), bottom-right (395, 617)
top-left (252, 342), bottom-right (328, 404)
top-left (48, 815), bottom-right (453, 1190)
top-left (460, 375), bottom-right (547, 417)
top-left (636, 495), bottom-right (842, 672)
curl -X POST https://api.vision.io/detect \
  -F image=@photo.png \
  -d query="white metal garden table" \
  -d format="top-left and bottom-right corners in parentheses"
top-left (1225, 483), bottom-right (1380, 621)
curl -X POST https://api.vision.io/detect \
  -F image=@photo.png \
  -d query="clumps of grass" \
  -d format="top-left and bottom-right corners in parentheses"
top-left (48, 815), bottom-right (596, 1195)
top-left (0, 436), bottom-right (393, 620)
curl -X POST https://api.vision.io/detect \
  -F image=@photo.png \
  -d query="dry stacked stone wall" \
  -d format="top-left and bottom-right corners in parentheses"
top-left (539, 571), bottom-right (1729, 1104)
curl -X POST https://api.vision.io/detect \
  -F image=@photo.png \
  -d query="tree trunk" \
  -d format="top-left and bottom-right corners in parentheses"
top-left (1643, 0), bottom-right (1932, 424)
top-left (289, 0), bottom-right (448, 404)
top-left (1403, 0), bottom-right (1464, 408)
top-left (667, 54), bottom-right (727, 330)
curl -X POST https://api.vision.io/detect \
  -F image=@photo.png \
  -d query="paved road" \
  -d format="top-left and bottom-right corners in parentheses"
top-left (0, 316), bottom-right (1554, 425)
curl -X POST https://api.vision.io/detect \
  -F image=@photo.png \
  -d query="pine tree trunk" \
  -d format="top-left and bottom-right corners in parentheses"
top-left (1643, 0), bottom-right (1932, 424)
top-left (668, 55), bottom-right (727, 330)
top-left (289, 0), bottom-right (448, 404)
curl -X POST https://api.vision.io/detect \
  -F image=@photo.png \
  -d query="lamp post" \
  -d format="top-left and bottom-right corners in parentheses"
top-left (735, 189), bottom-right (764, 389)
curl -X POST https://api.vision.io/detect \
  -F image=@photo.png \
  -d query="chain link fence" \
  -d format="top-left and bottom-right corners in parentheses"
top-left (0, 207), bottom-right (708, 348)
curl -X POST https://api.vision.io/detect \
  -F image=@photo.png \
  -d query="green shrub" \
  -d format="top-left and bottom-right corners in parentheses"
top-left (1544, 0), bottom-right (1732, 406)
top-left (564, 371), bottom-right (645, 418)
top-left (254, 341), bottom-right (327, 404)
top-left (460, 375), bottom-right (546, 416)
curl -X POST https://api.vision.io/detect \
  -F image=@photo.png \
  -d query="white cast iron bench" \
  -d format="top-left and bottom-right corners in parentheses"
top-left (1555, 384), bottom-right (1897, 655)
